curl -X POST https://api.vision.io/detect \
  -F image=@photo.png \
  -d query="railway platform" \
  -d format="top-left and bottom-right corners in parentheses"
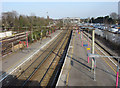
top-left (56, 30), bottom-right (118, 87)
top-left (1, 30), bottom-right (62, 82)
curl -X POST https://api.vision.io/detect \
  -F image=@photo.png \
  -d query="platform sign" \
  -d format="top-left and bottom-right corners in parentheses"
top-left (87, 48), bottom-right (90, 50)
top-left (83, 44), bottom-right (88, 47)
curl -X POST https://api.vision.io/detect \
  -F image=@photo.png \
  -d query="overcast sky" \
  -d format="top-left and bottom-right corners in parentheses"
top-left (1, 0), bottom-right (119, 19)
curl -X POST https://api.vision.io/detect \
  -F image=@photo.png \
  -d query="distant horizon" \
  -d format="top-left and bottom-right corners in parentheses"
top-left (2, 2), bottom-right (118, 19)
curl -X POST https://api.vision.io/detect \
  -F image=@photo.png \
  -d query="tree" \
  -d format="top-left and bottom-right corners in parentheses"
top-left (2, 11), bottom-right (18, 28)
top-left (110, 12), bottom-right (118, 20)
top-left (2, 11), bottom-right (52, 32)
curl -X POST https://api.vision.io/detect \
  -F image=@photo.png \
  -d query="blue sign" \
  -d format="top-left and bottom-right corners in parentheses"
top-left (83, 44), bottom-right (88, 47)
top-left (0, 42), bottom-right (2, 45)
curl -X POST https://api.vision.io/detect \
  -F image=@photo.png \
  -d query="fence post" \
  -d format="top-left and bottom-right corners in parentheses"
top-left (12, 42), bottom-right (14, 52)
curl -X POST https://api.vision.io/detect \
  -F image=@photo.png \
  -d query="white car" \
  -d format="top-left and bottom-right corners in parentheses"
top-left (110, 27), bottom-right (118, 33)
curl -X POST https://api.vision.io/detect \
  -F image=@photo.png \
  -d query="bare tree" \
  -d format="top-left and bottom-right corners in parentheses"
top-left (110, 12), bottom-right (118, 20)
top-left (2, 11), bottom-right (18, 27)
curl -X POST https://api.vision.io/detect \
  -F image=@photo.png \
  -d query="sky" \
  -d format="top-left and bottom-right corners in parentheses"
top-left (1, 0), bottom-right (119, 19)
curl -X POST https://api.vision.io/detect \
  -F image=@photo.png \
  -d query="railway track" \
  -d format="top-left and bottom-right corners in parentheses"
top-left (2, 30), bottom-right (71, 87)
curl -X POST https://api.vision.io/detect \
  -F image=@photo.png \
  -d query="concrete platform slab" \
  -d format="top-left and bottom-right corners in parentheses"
top-left (56, 30), bottom-right (116, 87)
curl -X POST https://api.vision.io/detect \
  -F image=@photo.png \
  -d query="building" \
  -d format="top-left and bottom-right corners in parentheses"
top-left (63, 17), bottom-right (81, 24)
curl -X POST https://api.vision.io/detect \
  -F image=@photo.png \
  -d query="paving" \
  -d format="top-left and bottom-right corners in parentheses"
top-left (1, 30), bottom-right (62, 80)
top-left (56, 30), bottom-right (116, 87)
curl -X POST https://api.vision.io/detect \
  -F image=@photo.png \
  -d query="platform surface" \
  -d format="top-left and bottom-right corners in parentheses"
top-left (57, 30), bottom-right (117, 87)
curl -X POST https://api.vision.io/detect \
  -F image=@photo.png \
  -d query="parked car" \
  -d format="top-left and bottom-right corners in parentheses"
top-left (116, 25), bottom-right (120, 29)
top-left (110, 27), bottom-right (118, 33)
top-left (116, 25), bottom-right (120, 33)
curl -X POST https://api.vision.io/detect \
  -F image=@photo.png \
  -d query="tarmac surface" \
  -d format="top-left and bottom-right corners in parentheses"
top-left (57, 30), bottom-right (117, 87)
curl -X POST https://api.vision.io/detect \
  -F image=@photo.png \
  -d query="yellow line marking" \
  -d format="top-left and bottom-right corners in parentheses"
top-left (82, 32), bottom-right (120, 77)
top-left (66, 31), bottom-right (75, 86)
top-left (95, 50), bottom-right (116, 73)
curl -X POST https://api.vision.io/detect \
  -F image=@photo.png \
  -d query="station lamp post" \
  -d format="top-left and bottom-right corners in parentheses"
top-left (91, 29), bottom-right (96, 81)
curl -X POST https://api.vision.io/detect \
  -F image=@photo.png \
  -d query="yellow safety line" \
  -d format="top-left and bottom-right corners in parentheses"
top-left (83, 33), bottom-right (120, 77)
top-left (95, 50), bottom-right (116, 73)
top-left (65, 31), bottom-right (119, 86)
top-left (66, 31), bottom-right (75, 86)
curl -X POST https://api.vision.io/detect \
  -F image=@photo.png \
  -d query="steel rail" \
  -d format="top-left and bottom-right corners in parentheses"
top-left (15, 32), bottom-right (65, 79)
top-left (50, 30), bottom-right (72, 87)
top-left (38, 31), bottom-right (68, 86)
top-left (21, 31), bottom-right (67, 87)
top-left (2, 31), bottom-right (63, 85)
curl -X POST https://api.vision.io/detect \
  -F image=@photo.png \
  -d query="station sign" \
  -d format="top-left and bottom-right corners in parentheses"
top-left (83, 44), bottom-right (88, 47)
top-left (87, 48), bottom-right (90, 50)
